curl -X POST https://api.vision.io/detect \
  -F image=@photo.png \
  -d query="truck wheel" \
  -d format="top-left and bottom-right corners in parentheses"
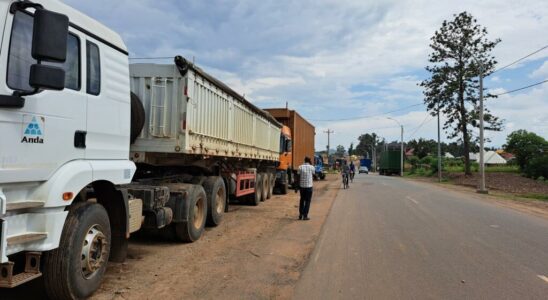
top-left (174, 186), bottom-right (207, 242)
top-left (43, 202), bottom-right (111, 300)
top-left (204, 176), bottom-right (226, 227)
top-left (280, 173), bottom-right (289, 195)
top-left (250, 173), bottom-right (262, 205)
top-left (320, 173), bottom-right (326, 180)
top-left (266, 173), bottom-right (274, 199)
top-left (261, 173), bottom-right (269, 201)
top-left (130, 92), bottom-right (145, 144)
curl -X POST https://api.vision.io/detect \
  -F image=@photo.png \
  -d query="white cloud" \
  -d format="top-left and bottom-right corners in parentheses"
top-left (530, 61), bottom-right (548, 78)
top-left (63, 0), bottom-right (548, 149)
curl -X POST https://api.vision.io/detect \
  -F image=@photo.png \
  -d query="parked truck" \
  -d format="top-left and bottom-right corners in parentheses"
top-left (379, 150), bottom-right (401, 175)
top-left (360, 158), bottom-right (372, 171)
top-left (0, 1), bottom-right (283, 298)
top-left (264, 108), bottom-right (315, 193)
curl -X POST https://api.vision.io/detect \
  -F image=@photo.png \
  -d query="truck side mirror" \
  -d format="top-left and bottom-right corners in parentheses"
top-left (29, 64), bottom-right (65, 90)
top-left (27, 9), bottom-right (69, 91)
top-left (32, 9), bottom-right (69, 62)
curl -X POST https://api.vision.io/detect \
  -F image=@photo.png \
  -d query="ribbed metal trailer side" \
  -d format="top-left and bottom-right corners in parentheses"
top-left (129, 60), bottom-right (281, 163)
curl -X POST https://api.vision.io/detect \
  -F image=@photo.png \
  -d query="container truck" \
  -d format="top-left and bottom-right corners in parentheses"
top-left (0, 1), bottom-right (282, 298)
top-left (360, 158), bottom-right (372, 171)
top-left (264, 108), bottom-right (315, 193)
top-left (379, 150), bottom-right (401, 175)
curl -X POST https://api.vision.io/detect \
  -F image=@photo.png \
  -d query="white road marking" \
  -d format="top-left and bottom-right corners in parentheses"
top-left (406, 196), bottom-right (419, 204)
top-left (538, 275), bottom-right (548, 284)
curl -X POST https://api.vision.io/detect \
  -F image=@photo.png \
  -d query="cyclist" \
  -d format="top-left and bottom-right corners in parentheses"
top-left (349, 161), bottom-right (355, 182)
top-left (341, 160), bottom-right (350, 189)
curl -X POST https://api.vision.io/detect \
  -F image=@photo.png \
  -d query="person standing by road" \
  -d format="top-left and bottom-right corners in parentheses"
top-left (297, 156), bottom-right (315, 220)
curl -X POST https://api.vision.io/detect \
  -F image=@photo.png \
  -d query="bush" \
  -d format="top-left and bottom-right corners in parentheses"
top-left (430, 158), bottom-right (443, 174)
top-left (524, 155), bottom-right (548, 179)
top-left (408, 156), bottom-right (419, 169)
top-left (420, 156), bottom-right (433, 165)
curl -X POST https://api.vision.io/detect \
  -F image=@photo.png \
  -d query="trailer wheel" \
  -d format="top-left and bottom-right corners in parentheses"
top-left (261, 173), bottom-right (269, 201)
top-left (267, 173), bottom-right (274, 199)
top-left (280, 172), bottom-right (289, 195)
top-left (43, 202), bottom-right (111, 300)
top-left (250, 173), bottom-right (262, 205)
top-left (174, 186), bottom-right (207, 242)
top-left (204, 176), bottom-right (226, 227)
top-left (130, 92), bottom-right (145, 144)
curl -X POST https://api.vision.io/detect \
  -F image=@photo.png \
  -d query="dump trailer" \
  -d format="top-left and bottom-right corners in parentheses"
top-left (0, 1), bottom-right (281, 298)
top-left (264, 108), bottom-right (315, 193)
top-left (379, 150), bottom-right (401, 175)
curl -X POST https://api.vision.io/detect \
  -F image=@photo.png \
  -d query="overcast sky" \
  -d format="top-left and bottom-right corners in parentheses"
top-left (65, 0), bottom-right (548, 151)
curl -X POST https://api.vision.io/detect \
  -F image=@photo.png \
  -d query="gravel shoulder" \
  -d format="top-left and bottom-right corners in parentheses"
top-left (89, 174), bottom-right (340, 300)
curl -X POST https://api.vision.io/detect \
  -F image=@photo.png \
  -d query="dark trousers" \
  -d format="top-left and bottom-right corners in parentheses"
top-left (299, 187), bottom-right (313, 218)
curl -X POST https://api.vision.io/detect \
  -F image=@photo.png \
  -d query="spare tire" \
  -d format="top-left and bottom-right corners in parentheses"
top-left (130, 92), bottom-right (145, 144)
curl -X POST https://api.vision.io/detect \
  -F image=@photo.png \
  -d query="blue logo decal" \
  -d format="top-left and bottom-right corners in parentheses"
top-left (24, 117), bottom-right (43, 136)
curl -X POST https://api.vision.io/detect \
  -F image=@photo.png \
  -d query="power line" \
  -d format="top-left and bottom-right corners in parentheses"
top-left (492, 79), bottom-right (548, 96)
top-left (492, 44), bottom-right (548, 74)
top-left (407, 115), bottom-right (434, 140)
top-left (310, 103), bottom-right (423, 122)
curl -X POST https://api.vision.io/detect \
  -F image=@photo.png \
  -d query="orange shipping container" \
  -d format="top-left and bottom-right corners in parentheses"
top-left (264, 108), bottom-right (315, 169)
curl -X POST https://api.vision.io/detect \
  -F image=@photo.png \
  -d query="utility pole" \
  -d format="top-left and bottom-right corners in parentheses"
top-left (437, 102), bottom-right (442, 182)
top-left (324, 129), bottom-right (334, 166)
top-left (478, 63), bottom-right (488, 194)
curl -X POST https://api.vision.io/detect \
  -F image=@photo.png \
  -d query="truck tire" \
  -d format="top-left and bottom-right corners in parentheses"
top-left (130, 92), bottom-right (145, 144)
top-left (260, 173), bottom-right (269, 201)
top-left (250, 173), bottom-right (263, 205)
top-left (280, 172), bottom-right (289, 195)
top-left (43, 202), bottom-right (111, 300)
top-left (320, 173), bottom-right (326, 180)
top-left (266, 173), bottom-right (274, 199)
top-left (204, 176), bottom-right (226, 227)
top-left (174, 186), bottom-right (207, 242)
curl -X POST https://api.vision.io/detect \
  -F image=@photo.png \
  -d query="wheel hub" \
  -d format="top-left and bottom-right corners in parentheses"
top-left (81, 225), bottom-right (108, 279)
top-left (215, 190), bottom-right (224, 214)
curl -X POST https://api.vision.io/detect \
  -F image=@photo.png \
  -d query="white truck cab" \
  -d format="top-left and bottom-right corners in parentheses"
top-left (0, 0), bottom-right (135, 298)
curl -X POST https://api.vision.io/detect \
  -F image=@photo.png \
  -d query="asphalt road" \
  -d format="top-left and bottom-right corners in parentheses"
top-left (294, 173), bottom-right (548, 300)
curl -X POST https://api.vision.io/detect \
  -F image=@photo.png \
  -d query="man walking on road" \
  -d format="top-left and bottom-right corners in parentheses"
top-left (297, 156), bottom-right (315, 220)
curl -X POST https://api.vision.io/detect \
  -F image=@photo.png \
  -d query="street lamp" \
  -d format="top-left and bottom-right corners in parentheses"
top-left (387, 117), bottom-right (404, 176)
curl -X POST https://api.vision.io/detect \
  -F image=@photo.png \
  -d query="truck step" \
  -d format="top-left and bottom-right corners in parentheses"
top-left (0, 252), bottom-right (42, 288)
top-left (0, 270), bottom-right (42, 288)
top-left (6, 232), bottom-right (47, 246)
top-left (6, 201), bottom-right (45, 211)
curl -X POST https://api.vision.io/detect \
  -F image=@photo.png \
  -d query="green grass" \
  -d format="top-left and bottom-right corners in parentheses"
top-left (437, 164), bottom-right (519, 173)
top-left (520, 193), bottom-right (548, 201)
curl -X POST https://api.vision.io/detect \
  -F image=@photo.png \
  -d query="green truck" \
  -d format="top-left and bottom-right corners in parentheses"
top-left (379, 150), bottom-right (401, 175)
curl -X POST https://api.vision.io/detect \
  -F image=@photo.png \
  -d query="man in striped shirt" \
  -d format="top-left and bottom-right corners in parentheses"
top-left (297, 156), bottom-right (315, 220)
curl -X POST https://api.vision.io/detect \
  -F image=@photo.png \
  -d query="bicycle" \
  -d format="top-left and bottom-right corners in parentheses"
top-left (342, 172), bottom-right (349, 189)
top-left (349, 170), bottom-right (355, 182)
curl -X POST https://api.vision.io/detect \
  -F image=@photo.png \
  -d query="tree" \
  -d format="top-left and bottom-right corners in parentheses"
top-left (335, 145), bottom-right (346, 158)
top-left (504, 129), bottom-right (547, 170)
top-left (355, 133), bottom-right (380, 157)
top-left (420, 12), bottom-right (503, 175)
top-left (348, 143), bottom-right (354, 156)
top-left (407, 138), bottom-right (437, 159)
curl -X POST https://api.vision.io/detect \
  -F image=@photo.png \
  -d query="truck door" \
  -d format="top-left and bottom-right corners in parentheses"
top-left (0, 10), bottom-right (87, 183)
top-left (84, 38), bottom-right (131, 160)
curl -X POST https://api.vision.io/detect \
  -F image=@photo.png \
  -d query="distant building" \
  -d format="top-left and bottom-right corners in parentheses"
top-left (469, 151), bottom-right (507, 164)
top-left (444, 152), bottom-right (455, 158)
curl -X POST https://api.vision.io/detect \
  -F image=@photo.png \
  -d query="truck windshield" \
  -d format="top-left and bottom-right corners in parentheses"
top-left (7, 11), bottom-right (80, 91)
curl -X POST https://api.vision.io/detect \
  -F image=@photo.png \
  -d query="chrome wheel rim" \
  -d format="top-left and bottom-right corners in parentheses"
top-left (81, 224), bottom-right (108, 279)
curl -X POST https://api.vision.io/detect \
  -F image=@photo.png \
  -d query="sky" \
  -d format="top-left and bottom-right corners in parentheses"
top-left (64, 0), bottom-right (548, 152)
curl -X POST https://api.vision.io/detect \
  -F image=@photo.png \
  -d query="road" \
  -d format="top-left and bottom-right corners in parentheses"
top-left (294, 173), bottom-right (548, 299)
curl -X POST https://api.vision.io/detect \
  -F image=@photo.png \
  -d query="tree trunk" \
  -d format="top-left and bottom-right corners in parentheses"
top-left (458, 71), bottom-right (472, 176)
